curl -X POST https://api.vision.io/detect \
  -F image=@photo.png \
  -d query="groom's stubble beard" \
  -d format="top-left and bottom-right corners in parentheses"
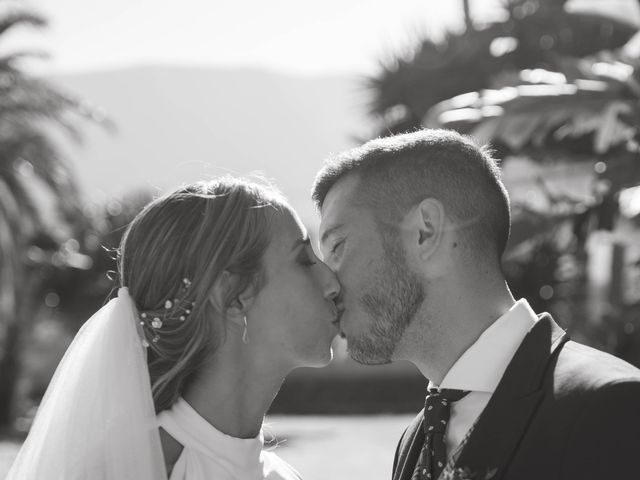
top-left (346, 227), bottom-right (425, 365)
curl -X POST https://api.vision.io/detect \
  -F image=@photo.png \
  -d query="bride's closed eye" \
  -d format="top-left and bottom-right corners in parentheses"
top-left (297, 248), bottom-right (318, 267)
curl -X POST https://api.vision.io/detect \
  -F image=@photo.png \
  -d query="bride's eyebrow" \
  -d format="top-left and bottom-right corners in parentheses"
top-left (290, 236), bottom-right (311, 252)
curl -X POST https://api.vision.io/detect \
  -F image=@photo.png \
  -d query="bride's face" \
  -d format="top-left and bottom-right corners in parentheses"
top-left (248, 208), bottom-right (341, 368)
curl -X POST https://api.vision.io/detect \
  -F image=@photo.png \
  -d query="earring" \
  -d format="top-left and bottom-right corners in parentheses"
top-left (242, 315), bottom-right (249, 344)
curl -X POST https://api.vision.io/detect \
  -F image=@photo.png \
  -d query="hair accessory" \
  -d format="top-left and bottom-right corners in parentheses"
top-left (138, 276), bottom-right (196, 346)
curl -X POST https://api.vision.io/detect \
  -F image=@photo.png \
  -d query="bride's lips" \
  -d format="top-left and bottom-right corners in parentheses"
top-left (331, 306), bottom-right (344, 329)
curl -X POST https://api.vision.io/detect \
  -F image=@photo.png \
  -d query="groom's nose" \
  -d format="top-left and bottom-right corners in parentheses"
top-left (322, 266), bottom-right (341, 301)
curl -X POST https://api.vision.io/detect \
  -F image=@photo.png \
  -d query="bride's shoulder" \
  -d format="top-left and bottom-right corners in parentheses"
top-left (262, 450), bottom-right (303, 480)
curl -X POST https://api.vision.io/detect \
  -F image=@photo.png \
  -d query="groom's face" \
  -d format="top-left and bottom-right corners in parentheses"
top-left (318, 174), bottom-right (424, 365)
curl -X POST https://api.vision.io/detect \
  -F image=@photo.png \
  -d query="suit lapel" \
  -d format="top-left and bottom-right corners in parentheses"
top-left (452, 315), bottom-right (568, 479)
top-left (394, 415), bottom-right (425, 480)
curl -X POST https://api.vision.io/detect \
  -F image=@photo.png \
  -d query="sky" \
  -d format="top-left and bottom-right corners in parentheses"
top-left (3, 0), bottom-right (505, 75)
top-left (4, 0), bottom-right (639, 76)
top-left (7, 0), bottom-right (640, 221)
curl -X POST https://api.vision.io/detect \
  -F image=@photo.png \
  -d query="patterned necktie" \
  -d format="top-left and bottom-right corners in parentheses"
top-left (412, 388), bottom-right (470, 480)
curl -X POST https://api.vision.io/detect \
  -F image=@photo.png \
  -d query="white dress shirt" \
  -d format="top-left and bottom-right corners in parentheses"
top-left (428, 298), bottom-right (538, 459)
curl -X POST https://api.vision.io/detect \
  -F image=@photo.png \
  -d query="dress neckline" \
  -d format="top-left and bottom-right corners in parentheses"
top-left (157, 397), bottom-right (265, 465)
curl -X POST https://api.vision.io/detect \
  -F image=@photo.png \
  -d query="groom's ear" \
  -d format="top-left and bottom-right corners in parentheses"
top-left (410, 197), bottom-right (445, 262)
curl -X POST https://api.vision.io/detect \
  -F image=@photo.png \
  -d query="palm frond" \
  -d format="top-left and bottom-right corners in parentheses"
top-left (0, 10), bottom-right (46, 37)
top-left (0, 50), bottom-right (49, 71)
top-left (429, 82), bottom-right (636, 152)
top-left (366, 4), bottom-right (637, 137)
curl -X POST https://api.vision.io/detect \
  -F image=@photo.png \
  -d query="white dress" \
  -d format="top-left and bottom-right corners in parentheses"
top-left (157, 398), bottom-right (302, 480)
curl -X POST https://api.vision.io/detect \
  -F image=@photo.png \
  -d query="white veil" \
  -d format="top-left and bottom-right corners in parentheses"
top-left (6, 287), bottom-right (167, 480)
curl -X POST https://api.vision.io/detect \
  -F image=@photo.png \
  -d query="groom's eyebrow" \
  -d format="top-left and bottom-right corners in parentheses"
top-left (320, 224), bottom-right (344, 245)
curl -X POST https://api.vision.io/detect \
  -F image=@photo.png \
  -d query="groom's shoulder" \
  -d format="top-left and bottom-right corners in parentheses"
top-left (544, 338), bottom-right (640, 429)
top-left (540, 340), bottom-right (640, 474)
top-left (553, 339), bottom-right (640, 395)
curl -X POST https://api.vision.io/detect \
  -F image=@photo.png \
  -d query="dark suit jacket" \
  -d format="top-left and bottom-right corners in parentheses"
top-left (392, 314), bottom-right (640, 480)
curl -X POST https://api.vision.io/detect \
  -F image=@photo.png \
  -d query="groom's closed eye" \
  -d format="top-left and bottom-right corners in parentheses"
top-left (330, 239), bottom-right (345, 256)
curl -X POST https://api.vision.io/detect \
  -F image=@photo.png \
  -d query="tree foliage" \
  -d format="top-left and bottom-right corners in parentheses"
top-left (0, 2), bottom-right (107, 426)
top-left (368, 0), bottom-right (637, 136)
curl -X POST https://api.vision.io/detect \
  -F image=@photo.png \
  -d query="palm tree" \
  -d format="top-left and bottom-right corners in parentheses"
top-left (0, 5), bottom-right (107, 427)
top-left (368, 0), bottom-right (636, 137)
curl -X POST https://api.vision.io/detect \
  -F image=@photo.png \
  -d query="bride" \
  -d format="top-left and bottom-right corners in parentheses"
top-left (7, 177), bottom-right (342, 479)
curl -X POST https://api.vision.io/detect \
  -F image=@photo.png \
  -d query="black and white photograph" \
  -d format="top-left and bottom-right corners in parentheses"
top-left (2, 0), bottom-right (640, 479)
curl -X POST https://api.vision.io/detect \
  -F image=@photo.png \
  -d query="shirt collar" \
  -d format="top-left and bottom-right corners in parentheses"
top-left (430, 299), bottom-right (538, 393)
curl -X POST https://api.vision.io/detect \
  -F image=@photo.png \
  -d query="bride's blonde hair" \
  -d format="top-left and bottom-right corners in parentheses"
top-left (118, 177), bottom-right (287, 412)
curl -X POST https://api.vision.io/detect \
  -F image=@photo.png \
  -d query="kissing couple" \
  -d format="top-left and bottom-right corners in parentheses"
top-left (8, 129), bottom-right (640, 480)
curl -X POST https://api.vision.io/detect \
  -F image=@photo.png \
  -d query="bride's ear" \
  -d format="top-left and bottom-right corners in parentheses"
top-left (209, 271), bottom-right (256, 327)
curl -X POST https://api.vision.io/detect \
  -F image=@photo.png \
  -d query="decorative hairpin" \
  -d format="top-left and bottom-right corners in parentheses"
top-left (139, 277), bottom-right (196, 348)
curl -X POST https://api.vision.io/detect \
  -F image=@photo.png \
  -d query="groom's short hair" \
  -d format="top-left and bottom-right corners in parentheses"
top-left (312, 129), bottom-right (511, 259)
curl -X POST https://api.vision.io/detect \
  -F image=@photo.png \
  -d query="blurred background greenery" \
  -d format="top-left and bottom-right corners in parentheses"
top-left (1, 1), bottom-right (640, 477)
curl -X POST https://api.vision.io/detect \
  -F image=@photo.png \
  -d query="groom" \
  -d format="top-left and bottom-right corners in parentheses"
top-left (312, 129), bottom-right (640, 480)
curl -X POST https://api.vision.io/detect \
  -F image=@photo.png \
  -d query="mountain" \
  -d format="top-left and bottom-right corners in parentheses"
top-left (47, 67), bottom-right (427, 403)
top-left (50, 66), bottom-right (373, 227)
